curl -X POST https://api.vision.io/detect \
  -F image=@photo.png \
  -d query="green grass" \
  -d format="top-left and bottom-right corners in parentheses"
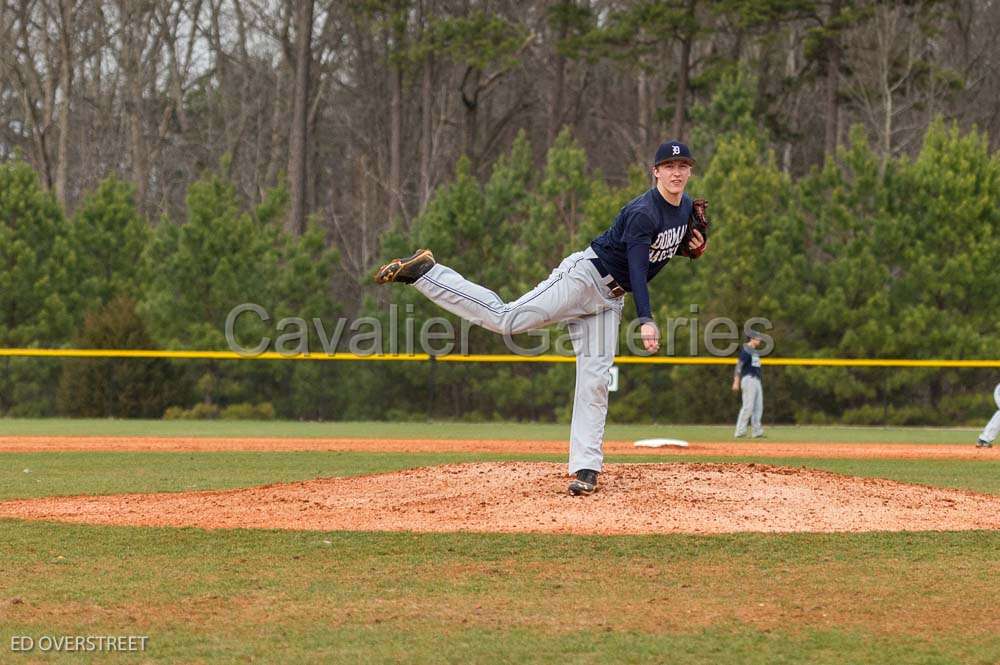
top-left (4, 451), bottom-right (1000, 500)
top-left (0, 417), bottom-right (984, 444)
top-left (0, 451), bottom-right (550, 500)
top-left (2, 522), bottom-right (999, 663)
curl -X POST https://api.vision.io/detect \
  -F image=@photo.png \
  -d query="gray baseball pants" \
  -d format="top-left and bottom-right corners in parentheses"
top-left (413, 247), bottom-right (624, 474)
top-left (980, 383), bottom-right (1000, 444)
top-left (735, 375), bottom-right (764, 437)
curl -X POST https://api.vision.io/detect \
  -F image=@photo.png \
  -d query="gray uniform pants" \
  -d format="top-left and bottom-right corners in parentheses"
top-left (980, 383), bottom-right (1000, 444)
top-left (735, 375), bottom-right (764, 437)
top-left (413, 248), bottom-right (624, 473)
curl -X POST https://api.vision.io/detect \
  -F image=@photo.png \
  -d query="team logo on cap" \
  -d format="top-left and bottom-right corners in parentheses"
top-left (654, 140), bottom-right (694, 166)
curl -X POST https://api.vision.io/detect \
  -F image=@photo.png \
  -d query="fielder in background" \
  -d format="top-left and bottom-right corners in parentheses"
top-left (374, 140), bottom-right (710, 496)
top-left (976, 382), bottom-right (1000, 448)
top-left (733, 331), bottom-right (765, 439)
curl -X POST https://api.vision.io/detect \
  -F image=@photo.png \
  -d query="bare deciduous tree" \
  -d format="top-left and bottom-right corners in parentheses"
top-left (286, 0), bottom-right (314, 234)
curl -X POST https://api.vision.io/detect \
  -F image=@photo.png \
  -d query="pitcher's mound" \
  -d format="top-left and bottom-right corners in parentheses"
top-left (3, 462), bottom-right (1000, 534)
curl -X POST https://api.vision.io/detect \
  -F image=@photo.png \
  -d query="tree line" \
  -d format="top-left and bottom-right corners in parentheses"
top-left (3, 1), bottom-right (999, 237)
top-left (2, 106), bottom-right (998, 424)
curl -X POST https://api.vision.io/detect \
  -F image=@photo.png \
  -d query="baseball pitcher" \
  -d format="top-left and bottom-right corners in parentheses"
top-left (375, 140), bottom-right (710, 495)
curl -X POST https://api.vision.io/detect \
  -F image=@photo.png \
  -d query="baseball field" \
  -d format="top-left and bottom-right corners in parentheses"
top-left (2, 419), bottom-right (999, 664)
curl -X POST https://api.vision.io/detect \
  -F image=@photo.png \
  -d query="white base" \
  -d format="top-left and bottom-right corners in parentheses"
top-left (634, 438), bottom-right (689, 448)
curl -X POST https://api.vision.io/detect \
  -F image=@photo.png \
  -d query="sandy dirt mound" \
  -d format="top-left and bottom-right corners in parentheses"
top-left (2, 462), bottom-right (999, 534)
top-left (1, 436), bottom-right (994, 459)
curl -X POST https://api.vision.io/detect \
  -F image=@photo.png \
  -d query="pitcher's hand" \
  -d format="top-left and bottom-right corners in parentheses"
top-left (688, 228), bottom-right (707, 254)
top-left (641, 322), bottom-right (659, 354)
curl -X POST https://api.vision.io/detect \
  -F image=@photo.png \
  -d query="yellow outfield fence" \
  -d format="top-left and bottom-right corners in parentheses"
top-left (1, 348), bottom-right (999, 368)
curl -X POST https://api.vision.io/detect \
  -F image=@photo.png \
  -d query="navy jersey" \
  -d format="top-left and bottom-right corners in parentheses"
top-left (736, 345), bottom-right (762, 380)
top-left (590, 188), bottom-right (692, 320)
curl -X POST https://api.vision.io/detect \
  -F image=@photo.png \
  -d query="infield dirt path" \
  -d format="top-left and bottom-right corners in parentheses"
top-left (2, 462), bottom-right (999, 534)
top-left (0, 436), bottom-right (995, 459)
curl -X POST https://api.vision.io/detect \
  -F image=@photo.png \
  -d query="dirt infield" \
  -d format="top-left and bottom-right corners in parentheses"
top-left (0, 435), bottom-right (994, 459)
top-left (2, 461), bottom-right (1000, 534)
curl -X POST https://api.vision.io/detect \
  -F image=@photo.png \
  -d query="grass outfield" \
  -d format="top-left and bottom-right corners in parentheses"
top-left (2, 522), bottom-right (999, 663)
top-left (0, 417), bottom-right (986, 444)
top-left (3, 426), bottom-right (999, 663)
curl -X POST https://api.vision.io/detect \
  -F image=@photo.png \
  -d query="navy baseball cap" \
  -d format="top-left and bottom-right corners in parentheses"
top-left (653, 140), bottom-right (695, 166)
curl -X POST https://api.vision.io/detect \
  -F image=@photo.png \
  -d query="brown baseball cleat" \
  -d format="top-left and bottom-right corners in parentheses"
top-left (374, 249), bottom-right (435, 284)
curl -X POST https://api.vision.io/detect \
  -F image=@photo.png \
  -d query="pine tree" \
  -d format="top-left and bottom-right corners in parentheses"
top-left (72, 176), bottom-right (149, 310)
top-left (57, 296), bottom-right (179, 417)
top-left (0, 161), bottom-right (78, 415)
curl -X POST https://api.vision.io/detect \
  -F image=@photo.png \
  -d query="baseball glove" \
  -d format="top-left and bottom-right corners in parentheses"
top-left (678, 198), bottom-right (710, 259)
